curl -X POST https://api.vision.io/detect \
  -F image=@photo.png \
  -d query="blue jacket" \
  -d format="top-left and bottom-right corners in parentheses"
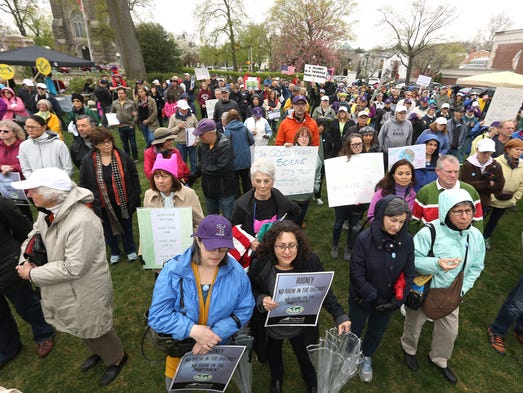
top-left (148, 247), bottom-right (254, 341)
top-left (224, 119), bottom-right (254, 170)
top-left (414, 133), bottom-right (440, 192)
top-left (413, 189), bottom-right (484, 295)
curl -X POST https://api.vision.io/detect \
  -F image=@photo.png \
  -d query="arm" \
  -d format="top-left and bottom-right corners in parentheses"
top-left (350, 235), bottom-right (378, 303)
top-left (367, 188), bottom-right (383, 221)
top-left (58, 143), bottom-right (73, 176)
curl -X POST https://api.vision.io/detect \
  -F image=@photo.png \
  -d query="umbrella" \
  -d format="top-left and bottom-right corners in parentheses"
top-left (456, 71), bottom-right (523, 88)
top-left (230, 327), bottom-right (254, 393)
top-left (307, 328), bottom-right (362, 393)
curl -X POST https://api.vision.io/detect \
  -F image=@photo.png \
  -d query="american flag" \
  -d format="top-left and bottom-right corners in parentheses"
top-left (281, 65), bottom-right (296, 75)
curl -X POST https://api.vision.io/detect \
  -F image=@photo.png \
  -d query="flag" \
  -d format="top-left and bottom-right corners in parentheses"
top-left (281, 65), bottom-right (296, 75)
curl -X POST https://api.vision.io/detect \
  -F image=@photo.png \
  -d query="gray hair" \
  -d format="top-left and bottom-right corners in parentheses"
top-left (221, 111), bottom-right (229, 126)
top-left (34, 186), bottom-right (68, 204)
top-left (384, 197), bottom-right (411, 217)
top-left (76, 114), bottom-right (96, 126)
top-left (436, 155), bottom-right (459, 169)
top-left (36, 99), bottom-right (52, 111)
top-left (250, 158), bottom-right (275, 180)
top-left (359, 126), bottom-right (375, 135)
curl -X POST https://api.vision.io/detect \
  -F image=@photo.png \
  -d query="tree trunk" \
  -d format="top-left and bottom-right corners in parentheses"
top-left (405, 56), bottom-right (413, 84)
top-left (104, 0), bottom-right (146, 80)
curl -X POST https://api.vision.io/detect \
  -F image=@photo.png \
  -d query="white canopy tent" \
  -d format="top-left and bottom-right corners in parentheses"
top-left (457, 71), bottom-right (523, 88)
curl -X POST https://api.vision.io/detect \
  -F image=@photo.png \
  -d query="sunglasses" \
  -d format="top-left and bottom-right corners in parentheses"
top-left (0, 129), bottom-right (11, 133)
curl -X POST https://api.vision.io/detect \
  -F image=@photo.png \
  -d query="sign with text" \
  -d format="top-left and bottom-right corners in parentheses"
top-left (324, 153), bottom-right (384, 207)
top-left (483, 87), bottom-right (523, 125)
top-left (35, 57), bottom-right (51, 75)
top-left (244, 76), bottom-right (260, 91)
top-left (266, 272), bottom-right (334, 327)
top-left (253, 146), bottom-right (318, 196)
top-left (416, 74), bottom-right (432, 87)
top-left (0, 172), bottom-right (29, 205)
top-left (0, 63), bottom-right (15, 80)
top-left (137, 207), bottom-right (193, 269)
top-left (387, 144), bottom-right (426, 170)
top-left (194, 67), bottom-right (210, 81)
top-left (205, 98), bottom-right (218, 119)
top-left (171, 345), bottom-right (245, 392)
top-left (303, 64), bottom-right (328, 84)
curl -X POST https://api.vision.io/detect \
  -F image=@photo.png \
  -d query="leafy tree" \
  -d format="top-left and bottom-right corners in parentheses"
top-left (195, 0), bottom-right (246, 71)
top-left (0, 0), bottom-right (35, 36)
top-left (236, 23), bottom-right (272, 70)
top-left (267, 0), bottom-right (356, 72)
top-left (413, 42), bottom-right (466, 77)
top-left (26, 7), bottom-right (54, 47)
top-left (380, 0), bottom-right (457, 83)
top-left (136, 22), bottom-right (181, 73)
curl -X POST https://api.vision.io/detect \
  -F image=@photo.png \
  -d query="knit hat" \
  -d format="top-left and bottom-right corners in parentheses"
top-left (152, 153), bottom-right (178, 178)
top-left (71, 93), bottom-right (84, 103)
top-left (193, 119), bottom-right (216, 136)
top-left (192, 214), bottom-right (234, 250)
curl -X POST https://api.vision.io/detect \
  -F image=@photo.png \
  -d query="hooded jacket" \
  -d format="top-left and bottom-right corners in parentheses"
top-left (378, 116), bottom-right (413, 152)
top-left (413, 189), bottom-right (484, 294)
top-left (224, 119), bottom-right (254, 170)
top-left (414, 133), bottom-right (440, 192)
top-left (350, 195), bottom-right (415, 308)
top-left (1, 87), bottom-right (28, 120)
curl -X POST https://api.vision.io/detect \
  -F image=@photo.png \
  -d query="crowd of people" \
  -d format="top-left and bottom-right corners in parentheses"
top-left (1, 72), bottom-right (523, 392)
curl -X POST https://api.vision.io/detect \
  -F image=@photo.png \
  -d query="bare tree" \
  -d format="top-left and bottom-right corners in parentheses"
top-left (105, 0), bottom-right (146, 80)
top-left (380, 0), bottom-right (456, 83)
top-left (486, 13), bottom-right (513, 49)
top-left (195, 0), bottom-right (246, 71)
top-left (0, 0), bottom-right (35, 36)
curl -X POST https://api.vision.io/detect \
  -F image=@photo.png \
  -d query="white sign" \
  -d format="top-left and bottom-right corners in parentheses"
top-left (137, 207), bottom-right (193, 269)
top-left (303, 64), bottom-right (328, 84)
top-left (416, 75), bottom-right (432, 87)
top-left (387, 144), bottom-right (426, 170)
top-left (325, 153), bottom-right (384, 207)
top-left (205, 98), bottom-right (218, 119)
top-left (0, 172), bottom-right (29, 205)
top-left (106, 113), bottom-right (120, 127)
top-left (194, 67), bottom-right (210, 81)
top-left (186, 128), bottom-right (196, 146)
top-left (253, 146), bottom-right (318, 196)
top-left (484, 87), bottom-right (523, 125)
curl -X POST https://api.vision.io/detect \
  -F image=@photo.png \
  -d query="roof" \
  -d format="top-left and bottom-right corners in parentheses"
top-left (0, 45), bottom-right (95, 67)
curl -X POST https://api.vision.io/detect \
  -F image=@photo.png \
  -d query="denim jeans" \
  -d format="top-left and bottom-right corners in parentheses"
top-left (490, 273), bottom-right (523, 337)
top-left (117, 126), bottom-right (138, 160)
top-left (176, 143), bottom-right (198, 174)
top-left (101, 208), bottom-right (137, 257)
top-left (349, 297), bottom-right (394, 357)
top-left (204, 195), bottom-right (235, 221)
top-left (332, 205), bottom-right (364, 247)
top-left (140, 123), bottom-right (154, 148)
top-left (0, 281), bottom-right (54, 363)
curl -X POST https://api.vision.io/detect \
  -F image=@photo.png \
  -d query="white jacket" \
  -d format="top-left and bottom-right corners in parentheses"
top-left (19, 132), bottom-right (73, 178)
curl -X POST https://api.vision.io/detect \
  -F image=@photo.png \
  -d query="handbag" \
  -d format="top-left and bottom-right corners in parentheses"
top-left (23, 233), bottom-right (48, 266)
top-left (422, 235), bottom-right (469, 320)
top-left (494, 191), bottom-right (514, 201)
top-left (405, 223), bottom-right (435, 310)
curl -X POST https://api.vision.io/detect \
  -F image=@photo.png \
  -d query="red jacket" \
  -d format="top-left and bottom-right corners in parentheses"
top-left (275, 112), bottom-right (319, 146)
top-left (0, 138), bottom-right (23, 176)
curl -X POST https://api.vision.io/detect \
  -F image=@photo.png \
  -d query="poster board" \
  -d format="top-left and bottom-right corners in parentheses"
top-left (416, 75), bottom-right (431, 87)
top-left (387, 144), bottom-right (426, 170)
top-left (0, 173), bottom-right (29, 205)
top-left (483, 87), bottom-right (523, 125)
top-left (205, 99), bottom-right (218, 119)
top-left (303, 64), bottom-right (328, 84)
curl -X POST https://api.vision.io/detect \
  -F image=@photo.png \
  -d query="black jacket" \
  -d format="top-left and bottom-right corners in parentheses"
top-left (329, 118), bottom-right (356, 156)
top-left (70, 138), bottom-right (91, 169)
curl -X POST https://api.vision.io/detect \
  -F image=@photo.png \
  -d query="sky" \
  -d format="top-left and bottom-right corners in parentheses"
top-left (140, 0), bottom-right (523, 50)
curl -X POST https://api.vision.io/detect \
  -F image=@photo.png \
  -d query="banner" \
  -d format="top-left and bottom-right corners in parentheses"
top-left (324, 153), bottom-right (384, 207)
top-left (137, 207), bottom-right (193, 269)
top-left (194, 67), bottom-right (210, 81)
top-left (266, 272), bottom-right (334, 327)
top-left (0, 173), bottom-right (29, 205)
top-left (303, 64), bottom-right (328, 84)
top-left (171, 346), bottom-right (245, 392)
top-left (483, 87), bottom-right (523, 125)
top-left (387, 144), bottom-right (426, 170)
top-left (252, 146), bottom-right (318, 196)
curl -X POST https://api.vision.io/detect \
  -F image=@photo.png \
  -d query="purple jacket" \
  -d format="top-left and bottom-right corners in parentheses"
top-left (367, 186), bottom-right (416, 221)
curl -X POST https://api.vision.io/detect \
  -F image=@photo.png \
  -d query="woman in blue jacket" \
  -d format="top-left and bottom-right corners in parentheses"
top-left (349, 196), bottom-right (415, 383)
top-left (414, 133), bottom-right (440, 192)
top-left (148, 215), bottom-right (255, 391)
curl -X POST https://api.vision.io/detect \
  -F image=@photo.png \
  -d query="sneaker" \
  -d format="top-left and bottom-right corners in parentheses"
top-left (487, 327), bottom-right (505, 355)
top-left (359, 356), bottom-right (373, 383)
top-left (316, 198), bottom-right (324, 206)
top-left (342, 220), bottom-right (349, 230)
top-left (110, 255), bottom-right (120, 264)
top-left (330, 246), bottom-right (339, 259)
top-left (513, 330), bottom-right (523, 344)
top-left (344, 248), bottom-right (351, 261)
top-left (400, 304), bottom-right (406, 317)
top-left (127, 252), bottom-right (138, 262)
top-left (484, 238), bottom-right (491, 250)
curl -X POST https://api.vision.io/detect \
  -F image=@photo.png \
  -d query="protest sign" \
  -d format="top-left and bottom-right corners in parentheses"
top-left (266, 272), bottom-right (334, 327)
top-left (105, 113), bottom-right (120, 127)
top-left (303, 64), bottom-right (328, 84)
top-left (137, 207), bottom-right (193, 269)
top-left (483, 87), bottom-right (523, 125)
top-left (0, 173), bottom-right (29, 205)
top-left (324, 153), bottom-right (384, 207)
top-left (194, 67), bottom-right (210, 81)
top-left (205, 98), bottom-right (218, 119)
top-left (244, 76), bottom-right (260, 91)
top-left (387, 144), bottom-right (426, 170)
top-left (416, 75), bottom-right (431, 87)
top-left (171, 346), bottom-right (245, 392)
top-left (253, 146), bottom-right (318, 196)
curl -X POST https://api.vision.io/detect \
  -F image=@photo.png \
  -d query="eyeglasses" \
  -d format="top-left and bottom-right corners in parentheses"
top-left (24, 126), bottom-right (40, 130)
top-left (351, 142), bottom-right (363, 147)
top-left (274, 243), bottom-right (298, 251)
top-left (99, 140), bottom-right (112, 145)
top-left (449, 208), bottom-right (473, 216)
top-left (0, 129), bottom-right (11, 133)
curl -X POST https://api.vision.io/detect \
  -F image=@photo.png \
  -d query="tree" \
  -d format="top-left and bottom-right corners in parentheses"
top-left (26, 7), bottom-right (54, 47)
top-left (195, 0), bottom-right (246, 71)
top-left (412, 42), bottom-right (466, 78)
top-left (267, 0), bottom-right (356, 72)
top-left (380, 0), bottom-right (457, 83)
top-left (0, 0), bottom-right (36, 36)
top-left (236, 23), bottom-right (272, 70)
top-left (486, 14), bottom-right (513, 49)
top-left (105, 0), bottom-right (146, 80)
top-left (136, 23), bottom-right (181, 73)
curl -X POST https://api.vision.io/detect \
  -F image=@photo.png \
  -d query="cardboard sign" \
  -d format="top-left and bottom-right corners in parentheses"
top-left (195, 67), bottom-right (210, 81)
top-left (303, 64), bottom-right (328, 84)
top-left (483, 87), bottom-right (523, 125)
top-left (387, 144), bottom-right (426, 170)
top-left (416, 75), bottom-right (432, 87)
top-left (205, 99), bottom-right (218, 119)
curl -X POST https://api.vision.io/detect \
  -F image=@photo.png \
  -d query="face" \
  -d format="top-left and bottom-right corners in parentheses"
top-left (382, 213), bottom-right (408, 236)
top-left (436, 124), bottom-right (446, 132)
top-left (293, 101), bottom-right (307, 117)
top-left (0, 126), bottom-right (15, 141)
top-left (37, 87), bottom-right (46, 95)
top-left (274, 232), bottom-right (298, 267)
top-left (27, 188), bottom-right (55, 208)
top-left (25, 119), bottom-right (46, 139)
top-left (137, 89), bottom-right (146, 98)
top-left (199, 131), bottom-right (217, 145)
top-left (338, 109), bottom-right (348, 118)
top-left (396, 111), bottom-right (407, 121)
top-left (37, 102), bottom-right (49, 112)
top-left (76, 118), bottom-right (92, 138)
top-left (198, 239), bottom-right (228, 267)
top-left (436, 160), bottom-right (460, 188)
top-left (500, 122), bottom-right (516, 137)
top-left (296, 132), bottom-right (310, 146)
top-left (96, 139), bottom-right (113, 154)
top-left (448, 203), bottom-right (474, 230)
top-left (252, 97), bottom-right (260, 105)
top-left (350, 137), bottom-right (363, 154)
top-left (392, 164), bottom-right (412, 187)
top-left (476, 151), bottom-right (492, 164)
top-left (426, 140), bottom-right (438, 155)
top-left (3, 90), bottom-right (12, 98)
top-left (154, 171), bottom-right (174, 193)
top-left (117, 89), bottom-right (127, 100)
top-left (454, 111), bottom-right (463, 120)
top-left (362, 133), bottom-right (373, 144)
top-left (160, 139), bottom-right (174, 150)
top-left (72, 99), bottom-right (83, 110)
top-left (251, 172), bottom-right (274, 199)
top-left (507, 146), bottom-right (523, 160)
top-left (357, 116), bottom-right (368, 126)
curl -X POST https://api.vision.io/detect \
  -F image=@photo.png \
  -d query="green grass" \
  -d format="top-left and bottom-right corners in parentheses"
top-left (2, 127), bottom-right (523, 392)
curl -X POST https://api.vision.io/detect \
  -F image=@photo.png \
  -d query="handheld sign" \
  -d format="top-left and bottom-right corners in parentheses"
top-left (194, 67), bottom-right (210, 81)
top-left (0, 64), bottom-right (15, 80)
top-left (35, 57), bottom-right (52, 76)
top-left (303, 64), bottom-right (328, 84)
top-left (483, 87), bottom-right (523, 126)
top-left (0, 173), bottom-right (29, 205)
top-left (387, 144), bottom-right (426, 170)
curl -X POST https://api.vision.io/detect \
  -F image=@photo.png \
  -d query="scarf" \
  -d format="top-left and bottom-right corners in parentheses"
top-left (36, 110), bottom-right (51, 121)
top-left (505, 153), bottom-right (519, 169)
top-left (94, 150), bottom-right (129, 235)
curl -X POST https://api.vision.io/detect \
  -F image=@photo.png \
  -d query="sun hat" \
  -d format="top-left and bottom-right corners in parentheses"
top-left (151, 128), bottom-right (175, 145)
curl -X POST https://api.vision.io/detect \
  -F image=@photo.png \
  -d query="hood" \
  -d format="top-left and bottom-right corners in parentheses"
top-left (416, 132), bottom-right (440, 156)
top-left (437, 188), bottom-right (473, 223)
top-left (31, 131), bottom-right (59, 143)
top-left (225, 119), bottom-right (245, 132)
top-left (1, 86), bottom-right (16, 98)
top-left (370, 194), bottom-right (411, 241)
top-left (53, 185), bottom-right (94, 224)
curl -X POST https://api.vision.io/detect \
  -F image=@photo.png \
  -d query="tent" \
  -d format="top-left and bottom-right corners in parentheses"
top-left (456, 71), bottom-right (523, 88)
top-left (0, 45), bottom-right (95, 67)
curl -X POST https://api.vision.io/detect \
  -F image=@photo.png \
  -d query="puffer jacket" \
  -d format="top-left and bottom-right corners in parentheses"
top-left (21, 186), bottom-right (115, 338)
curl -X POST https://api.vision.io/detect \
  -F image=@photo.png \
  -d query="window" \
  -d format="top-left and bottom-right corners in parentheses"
top-left (71, 11), bottom-right (86, 38)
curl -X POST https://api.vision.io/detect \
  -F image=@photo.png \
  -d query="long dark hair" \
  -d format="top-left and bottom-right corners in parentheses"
top-left (256, 221), bottom-right (311, 268)
top-left (339, 133), bottom-right (363, 160)
top-left (375, 159), bottom-right (416, 196)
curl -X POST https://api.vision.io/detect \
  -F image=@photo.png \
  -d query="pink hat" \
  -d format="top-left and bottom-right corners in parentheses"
top-left (152, 153), bottom-right (178, 178)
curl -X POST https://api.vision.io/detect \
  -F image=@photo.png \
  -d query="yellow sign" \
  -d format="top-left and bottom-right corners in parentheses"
top-left (35, 57), bottom-right (52, 75)
top-left (0, 64), bottom-right (15, 80)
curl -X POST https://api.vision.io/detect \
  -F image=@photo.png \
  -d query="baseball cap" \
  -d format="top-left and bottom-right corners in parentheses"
top-left (321, 95), bottom-right (330, 101)
top-left (193, 118), bottom-right (217, 136)
top-left (490, 121), bottom-right (501, 128)
top-left (252, 107), bottom-right (263, 117)
top-left (476, 138), bottom-right (496, 153)
top-left (338, 106), bottom-right (349, 112)
top-left (36, 83), bottom-right (47, 89)
top-left (177, 99), bottom-right (190, 110)
top-left (22, 79), bottom-right (34, 87)
top-left (441, 103), bottom-right (450, 109)
top-left (395, 105), bottom-right (408, 113)
top-left (11, 167), bottom-right (73, 191)
top-left (435, 117), bottom-right (447, 125)
top-left (292, 95), bottom-right (307, 104)
top-left (192, 214), bottom-right (234, 250)
top-left (358, 111), bottom-right (369, 117)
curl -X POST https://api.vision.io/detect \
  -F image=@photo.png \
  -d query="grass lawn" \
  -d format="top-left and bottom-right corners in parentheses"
top-left (1, 127), bottom-right (522, 393)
